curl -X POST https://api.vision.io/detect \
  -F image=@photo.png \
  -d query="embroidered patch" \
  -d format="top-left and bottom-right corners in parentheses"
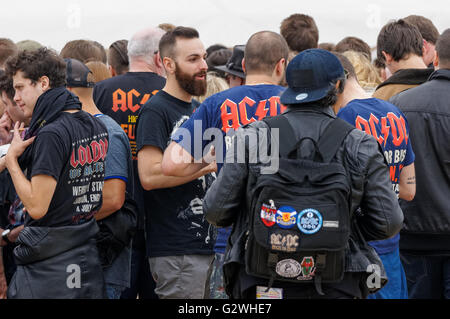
top-left (276, 206), bottom-right (297, 229)
top-left (260, 200), bottom-right (277, 227)
top-left (297, 208), bottom-right (323, 234)
top-left (297, 256), bottom-right (316, 280)
top-left (270, 233), bottom-right (299, 252)
top-left (275, 259), bottom-right (302, 278)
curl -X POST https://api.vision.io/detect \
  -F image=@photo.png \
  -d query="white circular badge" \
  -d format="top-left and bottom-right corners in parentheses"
top-left (275, 259), bottom-right (302, 278)
top-left (296, 93), bottom-right (308, 101)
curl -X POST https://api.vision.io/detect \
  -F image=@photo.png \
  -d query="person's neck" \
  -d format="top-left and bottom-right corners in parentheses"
top-left (79, 96), bottom-right (102, 115)
top-left (334, 78), bottom-right (371, 114)
top-left (163, 78), bottom-right (192, 103)
top-left (245, 74), bottom-right (279, 86)
top-left (388, 55), bottom-right (427, 74)
top-left (128, 60), bottom-right (157, 73)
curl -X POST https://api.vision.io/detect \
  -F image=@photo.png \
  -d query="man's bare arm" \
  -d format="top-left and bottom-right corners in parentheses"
top-left (398, 163), bottom-right (416, 201)
top-left (95, 178), bottom-right (126, 221)
top-left (161, 141), bottom-right (210, 177)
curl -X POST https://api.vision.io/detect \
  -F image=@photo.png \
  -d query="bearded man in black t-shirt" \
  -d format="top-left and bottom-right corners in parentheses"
top-left (136, 26), bottom-right (217, 299)
top-left (0, 48), bottom-right (108, 298)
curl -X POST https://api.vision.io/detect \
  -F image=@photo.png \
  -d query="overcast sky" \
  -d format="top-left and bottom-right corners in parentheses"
top-left (1, 0), bottom-right (448, 52)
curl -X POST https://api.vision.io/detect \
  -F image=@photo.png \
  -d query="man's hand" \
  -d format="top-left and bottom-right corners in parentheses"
top-left (5, 122), bottom-right (34, 162)
top-left (8, 225), bottom-right (24, 243)
top-left (0, 112), bottom-right (13, 144)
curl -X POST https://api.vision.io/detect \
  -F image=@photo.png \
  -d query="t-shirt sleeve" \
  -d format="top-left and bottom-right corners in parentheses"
top-left (136, 106), bottom-right (169, 152)
top-left (31, 131), bottom-right (67, 181)
top-left (104, 128), bottom-right (130, 182)
top-left (172, 99), bottom-right (211, 159)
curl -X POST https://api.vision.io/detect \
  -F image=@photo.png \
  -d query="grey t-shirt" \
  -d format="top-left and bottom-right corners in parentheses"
top-left (95, 114), bottom-right (133, 288)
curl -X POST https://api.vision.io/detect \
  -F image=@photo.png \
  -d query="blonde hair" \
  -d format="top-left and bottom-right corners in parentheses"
top-left (194, 72), bottom-right (229, 103)
top-left (342, 50), bottom-right (382, 90)
top-left (85, 61), bottom-right (111, 83)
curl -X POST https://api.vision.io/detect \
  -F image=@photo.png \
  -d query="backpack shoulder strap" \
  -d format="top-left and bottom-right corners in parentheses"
top-left (317, 118), bottom-right (355, 163)
top-left (263, 115), bottom-right (296, 158)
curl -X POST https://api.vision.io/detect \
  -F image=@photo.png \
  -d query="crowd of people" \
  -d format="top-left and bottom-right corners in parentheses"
top-left (0, 13), bottom-right (448, 299)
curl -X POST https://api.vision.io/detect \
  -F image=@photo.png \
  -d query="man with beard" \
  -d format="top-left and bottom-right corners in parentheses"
top-left (135, 27), bottom-right (217, 299)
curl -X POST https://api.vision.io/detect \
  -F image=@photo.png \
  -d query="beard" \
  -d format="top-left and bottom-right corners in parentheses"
top-left (175, 62), bottom-right (207, 96)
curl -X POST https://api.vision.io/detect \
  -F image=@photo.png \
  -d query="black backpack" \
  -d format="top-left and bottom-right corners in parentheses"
top-left (245, 114), bottom-right (355, 294)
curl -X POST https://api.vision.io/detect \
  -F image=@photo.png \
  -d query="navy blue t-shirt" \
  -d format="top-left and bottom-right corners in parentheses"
top-left (172, 84), bottom-right (287, 253)
top-left (338, 98), bottom-right (415, 254)
top-left (136, 90), bottom-right (215, 258)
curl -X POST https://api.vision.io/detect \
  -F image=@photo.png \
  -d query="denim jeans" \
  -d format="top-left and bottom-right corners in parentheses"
top-left (400, 251), bottom-right (450, 299)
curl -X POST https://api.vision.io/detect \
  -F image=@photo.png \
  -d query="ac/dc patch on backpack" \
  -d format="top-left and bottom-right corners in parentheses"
top-left (276, 206), bottom-right (297, 229)
top-left (297, 208), bottom-right (323, 234)
top-left (260, 200), bottom-right (277, 227)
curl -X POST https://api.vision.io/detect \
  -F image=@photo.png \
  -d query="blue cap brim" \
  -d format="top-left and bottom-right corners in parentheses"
top-left (280, 83), bottom-right (335, 105)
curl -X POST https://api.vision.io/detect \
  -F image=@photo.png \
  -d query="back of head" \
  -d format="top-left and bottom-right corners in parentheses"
top-left (403, 15), bottom-right (440, 45)
top-left (280, 13), bottom-right (319, 53)
top-left (340, 51), bottom-right (381, 90)
top-left (16, 40), bottom-right (43, 52)
top-left (377, 19), bottom-right (423, 63)
top-left (108, 40), bottom-right (129, 75)
top-left (206, 44), bottom-right (227, 57)
top-left (60, 39), bottom-right (105, 63)
top-left (91, 41), bottom-right (107, 64)
top-left (318, 42), bottom-right (335, 52)
top-left (6, 47), bottom-right (66, 88)
top-left (436, 29), bottom-right (450, 69)
top-left (335, 36), bottom-right (372, 60)
top-left (244, 31), bottom-right (289, 76)
top-left (128, 27), bottom-right (166, 64)
top-left (159, 26), bottom-right (200, 60)
top-left (158, 23), bottom-right (176, 33)
top-left (0, 38), bottom-right (18, 68)
top-left (85, 61), bottom-right (111, 82)
top-left (0, 71), bottom-right (15, 101)
top-left (206, 48), bottom-right (232, 78)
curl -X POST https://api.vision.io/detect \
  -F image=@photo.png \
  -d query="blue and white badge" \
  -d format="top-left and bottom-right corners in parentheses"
top-left (297, 208), bottom-right (323, 234)
top-left (275, 206), bottom-right (298, 229)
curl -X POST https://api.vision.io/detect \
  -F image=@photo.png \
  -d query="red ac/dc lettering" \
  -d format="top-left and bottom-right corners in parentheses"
top-left (220, 96), bottom-right (287, 133)
top-left (355, 112), bottom-right (408, 147)
top-left (70, 138), bottom-right (109, 168)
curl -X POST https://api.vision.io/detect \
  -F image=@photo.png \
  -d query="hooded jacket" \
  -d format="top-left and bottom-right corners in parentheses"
top-left (389, 69), bottom-right (450, 252)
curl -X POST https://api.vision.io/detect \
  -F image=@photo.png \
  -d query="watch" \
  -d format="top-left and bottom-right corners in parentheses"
top-left (2, 229), bottom-right (12, 245)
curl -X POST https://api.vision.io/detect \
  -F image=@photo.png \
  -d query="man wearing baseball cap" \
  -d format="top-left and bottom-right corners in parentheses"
top-left (203, 49), bottom-right (403, 299)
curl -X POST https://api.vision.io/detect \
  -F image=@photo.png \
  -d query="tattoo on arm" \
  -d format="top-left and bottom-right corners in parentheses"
top-left (406, 176), bottom-right (416, 185)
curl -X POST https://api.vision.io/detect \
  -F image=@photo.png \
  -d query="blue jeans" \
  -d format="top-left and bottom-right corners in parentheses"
top-left (367, 247), bottom-right (408, 299)
top-left (400, 252), bottom-right (450, 299)
top-left (106, 284), bottom-right (126, 299)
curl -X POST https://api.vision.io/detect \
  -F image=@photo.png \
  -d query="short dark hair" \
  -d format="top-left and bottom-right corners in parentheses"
top-left (404, 15), bottom-right (440, 44)
top-left (318, 42), bottom-right (335, 51)
top-left (206, 44), bottom-right (228, 57)
top-left (332, 52), bottom-right (357, 80)
top-left (0, 73), bottom-right (15, 101)
top-left (335, 36), bottom-right (372, 60)
top-left (108, 40), bottom-right (129, 75)
top-left (244, 31), bottom-right (289, 76)
top-left (91, 41), bottom-right (107, 64)
top-left (159, 26), bottom-right (199, 60)
top-left (0, 38), bottom-right (18, 67)
top-left (377, 19), bottom-right (423, 63)
top-left (290, 78), bottom-right (345, 109)
top-left (206, 48), bottom-right (232, 78)
top-left (280, 14), bottom-right (319, 53)
top-left (60, 39), bottom-right (105, 63)
top-left (436, 29), bottom-right (450, 67)
top-left (6, 47), bottom-right (66, 88)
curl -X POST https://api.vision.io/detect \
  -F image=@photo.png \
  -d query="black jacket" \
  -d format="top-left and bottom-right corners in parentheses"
top-left (390, 69), bottom-right (450, 251)
top-left (204, 106), bottom-right (403, 298)
top-left (7, 219), bottom-right (106, 299)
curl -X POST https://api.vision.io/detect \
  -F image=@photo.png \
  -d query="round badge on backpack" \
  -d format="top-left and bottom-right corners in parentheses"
top-left (297, 208), bottom-right (323, 234)
top-left (275, 206), bottom-right (297, 229)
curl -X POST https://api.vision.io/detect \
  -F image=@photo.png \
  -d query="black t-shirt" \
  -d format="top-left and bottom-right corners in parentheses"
top-left (25, 111), bottom-right (109, 227)
top-left (93, 72), bottom-right (166, 231)
top-left (136, 90), bottom-right (215, 257)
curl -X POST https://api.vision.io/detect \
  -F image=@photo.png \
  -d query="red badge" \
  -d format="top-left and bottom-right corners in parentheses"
top-left (260, 201), bottom-right (277, 227)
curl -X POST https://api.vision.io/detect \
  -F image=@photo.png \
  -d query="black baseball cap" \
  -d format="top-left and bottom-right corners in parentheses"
top-left (64, 58), bottom-right (95, 88)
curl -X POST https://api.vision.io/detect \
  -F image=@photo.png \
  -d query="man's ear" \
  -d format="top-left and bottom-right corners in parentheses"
top-left (276, 58), bottom-right (286, 76)
top-left (241, 58), bottom-right (246, 74)
top-left (434, 51), bottom-right (440, 69)
top-left (382, 51), bottom-right (393, 64)
top-left (38, 76), bottom-right (50, 91)
top-left (109, 65), bottom-right (117, 77)
top-left (162, 56), bottom-right (175, 75)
